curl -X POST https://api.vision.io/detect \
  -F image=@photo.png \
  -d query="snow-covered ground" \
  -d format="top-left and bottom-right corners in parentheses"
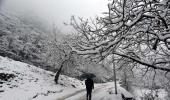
top-left (132, 87), bottom-right (168, 100)
top-left (64, 82), bottom-right (133, 100)
top-left (0, 56), bottom-right (134, 100)
top-left (0, 56), bottom-right (85, 100)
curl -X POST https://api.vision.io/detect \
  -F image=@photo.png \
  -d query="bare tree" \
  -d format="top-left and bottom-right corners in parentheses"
top-left (46, 25), bottom-right (78, 84)
top-left (54, 50), bottom-right (77, 84)
top-left (70, 0), bottom-right (170, 73)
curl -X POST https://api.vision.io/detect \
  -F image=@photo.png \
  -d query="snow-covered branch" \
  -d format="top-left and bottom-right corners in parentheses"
top-left (71, 0), bottom-right (170, 72)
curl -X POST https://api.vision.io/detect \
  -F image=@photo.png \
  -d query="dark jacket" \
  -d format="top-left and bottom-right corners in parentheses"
top-left (85, 78), bottom-right (94, 91)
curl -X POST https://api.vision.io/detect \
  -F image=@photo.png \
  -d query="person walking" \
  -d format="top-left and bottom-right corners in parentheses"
top-left (85, 78), bottom-right (94, 100)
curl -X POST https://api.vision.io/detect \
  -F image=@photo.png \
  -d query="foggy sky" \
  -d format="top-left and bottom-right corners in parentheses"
top-left (1, 0), bottom-right (109, 33)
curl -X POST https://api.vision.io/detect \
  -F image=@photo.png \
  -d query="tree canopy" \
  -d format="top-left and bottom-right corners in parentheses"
top-left (71, 0), bottom-right (170, 73)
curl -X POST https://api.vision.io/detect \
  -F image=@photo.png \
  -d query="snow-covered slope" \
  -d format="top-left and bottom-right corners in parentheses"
top-left (0, 56), bottom-right (84, 100)
top-left (0, 56), bottom-right (136, 100)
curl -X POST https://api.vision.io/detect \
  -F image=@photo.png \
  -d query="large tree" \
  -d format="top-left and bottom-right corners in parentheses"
top-left (71, 0), bottom-right (170, 73)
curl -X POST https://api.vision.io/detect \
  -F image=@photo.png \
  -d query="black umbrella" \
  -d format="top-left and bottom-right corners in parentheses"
top-left (80, 73), bottom-right (96, 79)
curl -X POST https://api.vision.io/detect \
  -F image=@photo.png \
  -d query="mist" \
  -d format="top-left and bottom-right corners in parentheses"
top-left (1, 0), bottom-right (108, 33)
top-left (0, 0), bottom-right (4, 8)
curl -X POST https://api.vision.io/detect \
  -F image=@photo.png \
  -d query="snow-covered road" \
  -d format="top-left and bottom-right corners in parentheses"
top-left (57, 82), bottom-right (122, 100)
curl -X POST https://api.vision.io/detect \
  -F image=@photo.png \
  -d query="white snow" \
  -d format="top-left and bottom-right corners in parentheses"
top-left (0, 56), bottom-right (134, 100)
top-left (132, 87), bottom-right (168, 100)
top-left (60, 82), bottom-right (133, 100)
top-left (0, 56), bottom-right (84, 100)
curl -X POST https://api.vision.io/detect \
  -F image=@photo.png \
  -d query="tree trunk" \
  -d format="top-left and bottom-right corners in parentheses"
top-left (54, 62), bottom-right (64, 84)
top-left (113, 56), bottom-right (118, 94)
top-left (124, 70), bottom-right (128, 90)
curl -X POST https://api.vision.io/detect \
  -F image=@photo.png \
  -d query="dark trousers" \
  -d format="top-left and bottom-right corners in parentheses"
top-left (86, 90), bottom-right (92, 100)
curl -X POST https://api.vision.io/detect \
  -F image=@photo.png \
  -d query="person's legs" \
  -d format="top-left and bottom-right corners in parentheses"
top-left (89, 90), bottom-right (92, 100)
top-left (86, 92), bottom-right (88, 100)
top-left (89, 93), bottom-right (91, 100)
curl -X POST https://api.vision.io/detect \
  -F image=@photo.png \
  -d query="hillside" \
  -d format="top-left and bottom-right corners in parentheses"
top-left (0, 56), bottom-right (84, 100)
top-left (0, 11), bottom-right (113, 83)
top-left (0, 56), bottom-right (136, 100)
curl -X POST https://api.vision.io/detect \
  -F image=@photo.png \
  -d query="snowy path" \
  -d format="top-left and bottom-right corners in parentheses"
top-left (76, 84), bottom-right (113, 100)
top-left (57, 82), bottom-right (122, 100)
top-left (0, 56), bottom-right (132, 100)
